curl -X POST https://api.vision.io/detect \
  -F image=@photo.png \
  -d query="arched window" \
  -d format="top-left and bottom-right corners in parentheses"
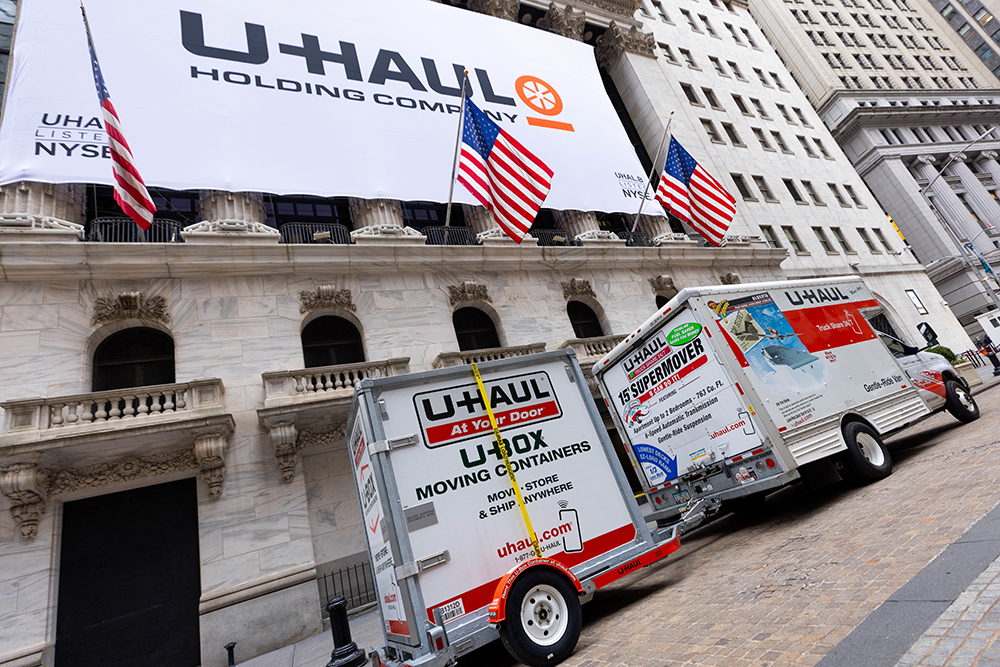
top-left (655, 295), bottom-right (669, 309)
top-left (301, 316), bottom-right (365, 368)
top-left (453, 307), bottom-right (500, 351)
top-left (93, 328), bottom-right (175, 391)
top-left (567, 301), bottom-right (604, 339)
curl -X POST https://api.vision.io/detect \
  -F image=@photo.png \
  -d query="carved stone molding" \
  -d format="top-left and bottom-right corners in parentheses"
top-left (594, 21), bottom-right (656, 70)
top-left (297, 423), bottom-right (348, 450)
top-left (720, 272), bottom-right (742, 285)
top-left (537, 3), bottom-right (585, 40)
top-left (47, 449), bottom-right (198, 496)
top-left (0, 464), bottom-right (48, 540)
top-left (92, 292), bottom-right (170, 326)
top-left (561, 278), bottom-right (596, 300)
top-left (270, 422), bottom-right (299, 483)
top-left (980, 150), bottom-right (999, 161)
top-left (299, 286), bottom-right (356, 314)
top-left (949, 152), bottom-right (969, 163)
top-left (575, 0), bottom-right (643, 18)
top-left (915, 154), bottom-right (937, 165)
top-left (194, 433), bottom-right (228, 499)
top-left (448, 281), bottom-right (491, 305)
top-left (648, 275), bottom-right (678, 300)
top-left (468, 0), bottom-right (519, 20)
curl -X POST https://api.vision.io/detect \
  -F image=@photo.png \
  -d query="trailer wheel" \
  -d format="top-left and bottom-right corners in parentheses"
top-left (499, 568), bottom-right (581, 667)
top-left (945, 380), bottom-right (980, 423)
top-left (840, 421), bottom-right (892, 483)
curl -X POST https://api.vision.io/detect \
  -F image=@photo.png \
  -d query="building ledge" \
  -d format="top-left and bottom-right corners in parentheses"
top-left (433, 343), bottom-right (547, 368)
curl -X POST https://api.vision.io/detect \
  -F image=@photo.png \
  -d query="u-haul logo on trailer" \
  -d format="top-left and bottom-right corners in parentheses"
top-left (413, 371), bottom-right (562, 448)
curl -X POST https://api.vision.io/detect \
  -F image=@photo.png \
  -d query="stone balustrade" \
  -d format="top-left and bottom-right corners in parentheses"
top-left (262, 358), bottom-right (410, 408)
top-left (2, 378), bottom-right (225, 438)
top-left (558, 335), bottom-right (627, 361)
top-left (432, 343), bottom-right (547, 368)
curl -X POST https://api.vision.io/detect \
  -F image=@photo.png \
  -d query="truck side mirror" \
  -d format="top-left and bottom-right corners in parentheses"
top-left (917, 322), bottom-right (938, 346)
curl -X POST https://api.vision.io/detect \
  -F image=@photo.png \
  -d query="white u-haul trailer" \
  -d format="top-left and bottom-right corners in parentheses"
top-left (347, 350), bottom-right (685, 667)
top-left (592, 276), bottom-right (959, 524)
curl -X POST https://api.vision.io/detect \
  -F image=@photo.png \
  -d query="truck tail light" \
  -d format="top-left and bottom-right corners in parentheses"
top-left (765, 458), bottom-right (776, 469)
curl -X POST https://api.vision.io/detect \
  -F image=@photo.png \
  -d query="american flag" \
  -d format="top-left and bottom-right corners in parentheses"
top-left (656, 137), bottom-right (735, 246)
top-left (82, 8), bottom-right (156, 231)
top-left (457, 96), bottom-right (553, 243)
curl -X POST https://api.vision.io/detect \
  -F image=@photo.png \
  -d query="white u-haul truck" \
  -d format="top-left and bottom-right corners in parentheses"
top-left (347, 351), bottom-right (688, 667)
top-left (593, 276), bottom-right (978, 524)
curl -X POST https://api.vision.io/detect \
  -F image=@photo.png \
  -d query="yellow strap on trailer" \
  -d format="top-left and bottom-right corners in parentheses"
top-left (471, 362), bottom-right (542, 560)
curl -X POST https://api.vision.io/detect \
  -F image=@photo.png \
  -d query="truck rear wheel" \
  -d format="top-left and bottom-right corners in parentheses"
top-left (499, 568), bottom-right (582, 667)
top-left (840, 421), bottom-right (892, 483)
top-left (945, 380), bottom-right (980, 423)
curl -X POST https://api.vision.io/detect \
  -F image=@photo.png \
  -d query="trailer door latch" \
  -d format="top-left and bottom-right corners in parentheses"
top-left (396, 550), bottom-right (451, 580)
top-left (371, 433), bottom-right (419, 453)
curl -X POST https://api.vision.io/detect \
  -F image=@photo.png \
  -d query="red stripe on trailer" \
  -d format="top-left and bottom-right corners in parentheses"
top-left (428, 523), bottom-right (637, 623)
top-left (386, 619), bottom-right (409, 635)
top-left (781, 302), bottom-right (878, 353)
top-left (591, 535), bottom-right (681, 589)
top-left (735, 382), bottom-right (743, 395)
top-left (716, 320), bottom-right (749, 367)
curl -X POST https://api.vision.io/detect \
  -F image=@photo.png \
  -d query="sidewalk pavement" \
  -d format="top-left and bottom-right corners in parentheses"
top-left (241, 361), bottom-right (1000, 667)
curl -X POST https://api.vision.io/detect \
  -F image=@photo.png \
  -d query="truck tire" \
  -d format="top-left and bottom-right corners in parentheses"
top-left (499, 568), bottom-right (582, 667)
top-left (945, 379), bottom-right (980, 423)
top-left (840, 421), bottom-right (892, 483)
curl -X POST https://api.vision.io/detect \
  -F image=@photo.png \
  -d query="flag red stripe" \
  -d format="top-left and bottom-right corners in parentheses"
top-left (498, 130), bottom-right (554, 179)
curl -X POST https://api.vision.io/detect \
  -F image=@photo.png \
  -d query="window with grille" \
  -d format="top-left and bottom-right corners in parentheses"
top-left (567, 302), bottom-right (605, 339)
top-left (93, 328), bottom-right (175, 392)
top-left (301, 316), bottom-right (365, 368)
top-left (453, 308), bottom-right (501, 351)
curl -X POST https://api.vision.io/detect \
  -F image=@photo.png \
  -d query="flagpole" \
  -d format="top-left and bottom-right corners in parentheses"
top-left (443, 71), bottom-right (470, 229)
top-left (630, 111), bottom-right (674, 234)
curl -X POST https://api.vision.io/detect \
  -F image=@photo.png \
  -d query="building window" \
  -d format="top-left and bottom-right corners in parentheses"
top-left (814, 138), bottom-right (832, 157)
top-left (93, 328), bottom-right (175, 392)
top-left (828, 183), bottom-right (849, 205)
top-left (753, 128), bottom-right (773, 149)
top-left (831, 227), bottom-right (854, 252)
top-left (681, 83), bottom-right (701, 105)
top-left (658, 43), bottom-right (679, 64)
top-left (681, 9), bottom-right (700, 31)
top-left (753, 175), bottom-right (776, 200)
top-left (760, 225), bottom-right (783, 248)
top-left (857, 228), bottom-right (878, 252)
top-left (567, 301), bottom-right (605, 338)
top-left (750, 98), bottom-right (770, 117)
top-left (873, 227), bottom-right (894, 251)
top-left (771, 72), bottom-right (787, 89)
top-left (742, 27), bottom-right (760, 47)
top-left (905, 289), bottom-right (928, 314)
top-left (732, 94), bottom-right (751, 114)
top-left (798, 136), bottom-right (818, 156)
top-left (702, 119), bottom-right (723, 142)
top-left (844, 184), bottom-right (864, 206)
top-left (701, 15), bottom-right (718, 36)
top-left (754, 68), bottom-right (771, 85)
top-left (703, 87), bottom-right (723, 109)
top-left (813, 227), bottom-right (836, 252)
top-left (710, 56), bottom-right (727, 74)
top-left (726, 22), bottom-right (743, 42)
top-left (453, 307), bottom-right (501, 351)
top-left (802, 180), bottom-right (824, 204)
top-left (731, 173), bottom-right (755, 199)
top-left (784, 179), bottom-right (806, 202)
top-left (772, 131), bottom-right (792, 152)
top-left (793, 107), bottom-right (811, 126)
top-left (782, 225), bottom-right (807, 251)
top-left (776, 104), bottom-right (793, 122)
top-left (679, 49), bottom-right (698, 67)
top-left (301, 316), bottom-right (365, 368)
top-left (729, 61), bottom-right (746, 79)
top-left (654, 1), bottom-right (671, 21)
top-left (723, 123), bottom-right (743, 145)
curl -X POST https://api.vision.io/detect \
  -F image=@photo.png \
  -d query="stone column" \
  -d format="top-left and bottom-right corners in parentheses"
top-left (348, 198), bottom-right (425, 245)
top-left (0, 182), bottom-right (86, 240)
top-left (462, 205), bottom-right (495, 235)
top-left (950, 157), bottom-right (1000, 236)
top-left (468, 0), bottom-right (519, 20)
top-left (551, 210), bottom-right (624, 246)
top-left (537, 4), bottom-right (586, 40)
top-left (914, 155), bottom-right (986, 255)
top-left (183, 190), bottom-right (278, 243)
top-left (636, 214), bottom-right (674, 239)
top-left (976, 150), bottom-right (1000, 197)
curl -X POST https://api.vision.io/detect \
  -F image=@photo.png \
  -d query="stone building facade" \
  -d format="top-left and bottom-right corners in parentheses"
top-left (0, 1), bottom-right (974, 666)
top-left (749, 0), bottom-right (1000, 328)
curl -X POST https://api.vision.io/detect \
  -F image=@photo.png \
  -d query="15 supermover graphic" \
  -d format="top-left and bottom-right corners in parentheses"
top-left (347, 350), bottom-right (691, 667)
top-left (593, 276), bottom-right (980, 527)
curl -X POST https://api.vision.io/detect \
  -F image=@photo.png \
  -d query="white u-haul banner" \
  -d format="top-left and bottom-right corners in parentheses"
top-left (0, 0), bottom-right (661, 214)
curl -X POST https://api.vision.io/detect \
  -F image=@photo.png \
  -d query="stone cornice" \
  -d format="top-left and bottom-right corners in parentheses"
top-left (817, 87), bottom-right (1000, 118)
top-left (0, 243), bottom-right (790, 282)
top-left (849, 142), bottom-right (1000, 178)
top-left (827, 103), bottom-right (1000, 144)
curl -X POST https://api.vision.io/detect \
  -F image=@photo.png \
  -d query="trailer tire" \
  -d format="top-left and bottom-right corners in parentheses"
top-left (840, 421), bottom-right (891, 483)
top-left (499, 568), bottom-right (582, 667)
top-left (945, 379), bottom-right (979, 423)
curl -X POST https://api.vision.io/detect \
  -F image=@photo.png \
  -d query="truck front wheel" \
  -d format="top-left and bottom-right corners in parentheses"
top-left (499, 568), bottom-right (582, 667)
top-left (840, 421), bottom-right (892, 483)
top-left (945, 380), bottom-right (980, 423)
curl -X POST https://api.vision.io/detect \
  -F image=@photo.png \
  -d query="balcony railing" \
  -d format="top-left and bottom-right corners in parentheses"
top-left (433, 343), bottom-right (547, 368)
top-left (279, 222), bottom-right (352, 245)
top-left (615, 231), bottom-right (653, 247)
top-left (530, 229), bottom-right (581, 247)
top-left (423, 226), bottom-right (478, 246)
top-left (558, 335), bottom-right (627, 361)
top-left (262, 358), bottom-right (411, 407)
top-left (1, 379), bottom-right (226, 438)
top-left (87, 217), bottom-right (184, 243)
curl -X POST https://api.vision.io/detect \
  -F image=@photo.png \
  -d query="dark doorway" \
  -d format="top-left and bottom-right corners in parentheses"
top-left (93, 328), bottom-right (175, 391)
top-left (301, 316), bottom-right (365, 368)
top-left (567, 301), bottom-right (605, 339)
top-left (56, 478), bottom-right (201, 667)
top-left (453, 307), bottom-right (501, 351)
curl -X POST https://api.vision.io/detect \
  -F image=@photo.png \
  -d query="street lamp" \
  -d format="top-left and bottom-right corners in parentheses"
top-left (917, 127), bottom-right (1000, 311)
